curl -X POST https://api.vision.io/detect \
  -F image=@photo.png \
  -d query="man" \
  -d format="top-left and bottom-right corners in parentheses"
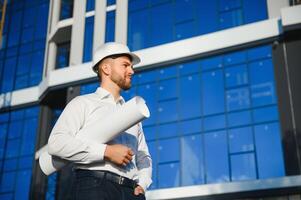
top-left (47, 42), bottom-right (152, 200)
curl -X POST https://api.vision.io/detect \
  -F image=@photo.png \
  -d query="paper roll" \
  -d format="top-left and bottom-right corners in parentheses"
top-left (37, 96), bottom-right (150, 175)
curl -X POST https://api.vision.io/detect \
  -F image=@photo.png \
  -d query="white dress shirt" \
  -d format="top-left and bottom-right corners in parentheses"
top-left (48, 87), bottom-right (152, 191)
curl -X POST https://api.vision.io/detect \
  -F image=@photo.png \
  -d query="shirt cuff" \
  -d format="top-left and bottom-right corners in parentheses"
top-left (137, 176), bottom-right (152, 192)
top-left (87, 142), bottom-right (107, 162)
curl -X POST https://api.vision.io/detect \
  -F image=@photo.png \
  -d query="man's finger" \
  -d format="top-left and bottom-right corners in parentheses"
top-left (128, 148), bottom-right (134, 156)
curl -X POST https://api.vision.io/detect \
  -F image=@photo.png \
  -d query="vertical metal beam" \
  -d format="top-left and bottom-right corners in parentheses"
top-left (69, 0), bottom-right (86, 66)
top-left (115, 0), bottom-right (128, 44)
top-left (93, 0), bottom-right (106, 51)
top-left (272, 31), bottom-right (301, 175)
top-left (266, 0), bottom-right (290, 18)
top-left (30, 105), bottom-right (54, 200)
top-left (44, 0), bottom-right (61, 76)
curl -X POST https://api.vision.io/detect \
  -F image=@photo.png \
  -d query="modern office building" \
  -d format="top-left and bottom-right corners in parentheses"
top-left (0, 0), bottom-right (300, 199)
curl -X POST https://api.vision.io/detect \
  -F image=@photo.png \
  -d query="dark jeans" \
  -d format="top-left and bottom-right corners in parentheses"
top-left (73, 172), bottom-right (146, 200)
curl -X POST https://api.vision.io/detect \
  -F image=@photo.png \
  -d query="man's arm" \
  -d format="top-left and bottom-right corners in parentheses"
top-left (48, 97), bottom-right (107, 164)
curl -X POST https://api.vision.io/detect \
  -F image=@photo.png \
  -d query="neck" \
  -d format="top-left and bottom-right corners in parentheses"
top-left (101, 81), bottom-right (121, 101)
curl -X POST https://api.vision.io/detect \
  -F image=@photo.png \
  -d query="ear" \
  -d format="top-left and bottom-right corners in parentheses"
top-left (100, 63), bottom-right (111, 76)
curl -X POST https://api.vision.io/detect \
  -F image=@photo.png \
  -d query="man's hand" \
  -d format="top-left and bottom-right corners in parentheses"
top-left (134, 185), bottom-right (145, 195)
top-left (104, 144), bottom-right (134, 166)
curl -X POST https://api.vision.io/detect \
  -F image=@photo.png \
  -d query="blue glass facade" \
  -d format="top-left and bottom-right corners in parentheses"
top-left (1, 0), bottom-right (295, 198)
top-left (81, 44), bottom-right (285, 189)
top-left (0, 0), bottom-right (49, 93)
top-left (128, 0), bottom-right (268, 50)
top-left (0, 106), bottom-right (39, 199)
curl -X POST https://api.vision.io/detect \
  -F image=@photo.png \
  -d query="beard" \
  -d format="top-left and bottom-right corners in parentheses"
top-left (111, 73), bottom-right (132, 90)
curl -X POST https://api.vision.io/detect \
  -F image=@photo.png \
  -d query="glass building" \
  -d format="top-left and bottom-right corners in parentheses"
top-left (0, 0), bottom-right (301, 199)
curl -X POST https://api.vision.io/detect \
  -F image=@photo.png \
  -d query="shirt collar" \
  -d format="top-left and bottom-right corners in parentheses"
top-left (95, 87), bottom-right (125, 104)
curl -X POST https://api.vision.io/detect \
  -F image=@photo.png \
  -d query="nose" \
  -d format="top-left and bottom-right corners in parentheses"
top-left (129, 66), bottom-right (134, 75)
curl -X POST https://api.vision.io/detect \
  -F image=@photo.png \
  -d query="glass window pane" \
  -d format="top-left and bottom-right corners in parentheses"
top-left (158, 138), bottom-right (179, 163)
top-left (175, 21), bottom-right (196, 40)
top-left (158, 78), bottom-right (177, 101)
top-left (158, 66), bottom-right (177, 80)
top-left (21, 28), bottom-right (34, 44)
top-left (179, 74), bottom-right (201, 120)
top-left (223, 51), bottom-right (246, 66)
top-left (231, 153), bottom-right (256, 181)
top-left (105, 11), bottom-right (115, 42)
top-left (83, 16), bottom-right (94, 62)
top-left (181, 134), bottom-right (205, 185)
top-left (1, 58), bottom-right (17, 92)
top-left (137, 70), bottom-right (157, 84)
top-left (179, 118), bottom-right (202, 136)
top-left (158, 162), bottom-right (180, 188)
top-left (25, 106), bottom-right (39, 118)
top-left (10, 11), bottom-right (22, 31)
top-left (254, 123), bottom-right (285, 178)
top-left (10, 110), bottom-right (24, 120)
top-left (21, 118), bottom-right (37, 155)
top-left (128, 9), bottom-right (150, 50)
top-left (150, 3), bottom-right (173, 46)
top-left (219, 9), bottom-right (243, 30)
top-left (35, 3), bottom-right (49, 39)
top-left (203, 114), bottom-right (225, 131)
top-left (226, 87), bottom-right (250, 111)
top-left (107, 0), bottom-right (116, 6)
top-left (3, 158), bottom-right (18, 171)
top-left (143, 125), bottom-right (156, 141)
top-left (219, 0), bottom-right (241, 11)
top-left (14, 170), bottom-right (31, 200)
top-left (5, 139), bottom-right (21, 158)
top-left (56, 42), bottom-right (70, 69)
top-left (200, 56), bottom-right (223, 71)
top-left (179, 60), bottom-right (200, 76)
top-left (8, 121), bottom-right (23, 139)
top-left (86, 0), bottom-right (95, 11)
top-left (250, 59), bottom-right (277, 107)
top-left (18, 156), bottom-right (33, 169)
top-left (195, 0), bottom-right (219, 34)
top-left (243, 0), bottom-right (267, 24)
top-left (247, 45), bottom-right (272, 61)
top-left (157, 100), bottom-right (178, 123)
top-left (225, 64), bottom-right (248, 88)
top-left (60, 0), bottom-right (73, 20)
top-left (202, 70), bottom-right (225, 115)
top-left (15, 75), bottom-right (28, 89)
top-left (17, 54), bottom-right (31, 75)
top-left (174, 0), bottom-right (194, 23)
top-left (157, 122), bottom-right (177, 139)
top-left (0, 193), bottom-right (13, 200)
top-left (0, 172), bottom-right (16, 192)
top-left (229, 126), bottom-right (254, 153)
top-left (227, 110), bottom-right (251, 127)
top-left (253, 105), bottom-right (279, 123)
top-left (23, 7), bottom-right (36, 28)
top-left (204, 131), bottom-right (229, 183)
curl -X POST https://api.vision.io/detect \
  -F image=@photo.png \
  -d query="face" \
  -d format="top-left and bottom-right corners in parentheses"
top-left (109, 56), bottom-right (134, 90)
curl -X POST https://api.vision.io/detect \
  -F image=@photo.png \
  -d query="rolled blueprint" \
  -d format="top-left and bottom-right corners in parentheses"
top-left (37, 96), bottom-right (150, 175)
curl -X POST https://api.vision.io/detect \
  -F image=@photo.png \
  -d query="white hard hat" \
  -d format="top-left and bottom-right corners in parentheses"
top-left (92, 42), bottom-right (140, 73)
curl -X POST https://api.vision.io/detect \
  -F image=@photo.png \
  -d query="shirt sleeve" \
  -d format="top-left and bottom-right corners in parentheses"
top-left (48, 96), bottom-right (107, 164)
top-left (136, 123), bottom-right (152, 191)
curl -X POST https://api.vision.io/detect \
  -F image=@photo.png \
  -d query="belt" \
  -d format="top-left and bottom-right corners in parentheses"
top-left (75, 169), bottom-right (138, 189)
